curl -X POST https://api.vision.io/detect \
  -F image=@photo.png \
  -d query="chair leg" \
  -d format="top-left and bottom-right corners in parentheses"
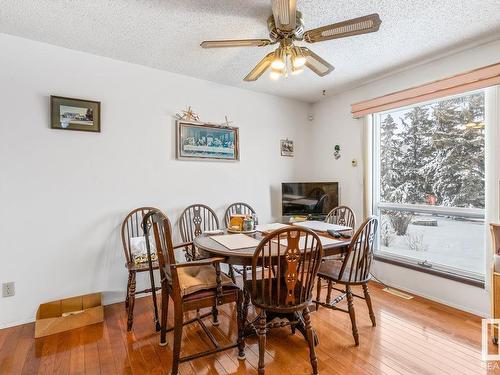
top-left (236, 291), bottom-right (246, 360)
top-left (159, 286), bottom-right (169, 346)
top-left (316, 277), bottom-right (322, 303)
top-left (257, 310), bottom-right (267, 375)
top-left (125, 271), bottom-right (132, 309)
top-left (126, 272), bottom-right (136, 331)
top-left (211, 306), bottom-right (219, 326)
top-left (242, 287), bottom-right (250, 326)
top-left (346, 285), bottom-right (359, 346)
top-left (362, 283), bottom-right (376, 327)
top-left (171, 306), bottom-right (184, 375)
top-left (229, 265), bottom-right (236, 284)
top-left (303, 307), bottom-right (318, 375)
top-left (326, 280), bottom-right (333, 304)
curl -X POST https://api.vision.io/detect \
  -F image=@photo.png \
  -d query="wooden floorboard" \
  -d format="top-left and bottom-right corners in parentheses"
top-left (0, 282), bottom-right (498, 374)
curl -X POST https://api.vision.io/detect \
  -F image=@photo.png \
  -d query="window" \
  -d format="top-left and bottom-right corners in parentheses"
top-left (372, 91), bottom-right (485, 281)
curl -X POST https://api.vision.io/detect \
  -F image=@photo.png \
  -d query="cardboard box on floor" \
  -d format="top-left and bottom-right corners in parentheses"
top-left (35, 292), bottom-right (104, 338)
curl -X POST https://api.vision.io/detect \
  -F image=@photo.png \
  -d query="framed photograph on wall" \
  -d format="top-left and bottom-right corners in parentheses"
top-left (50, 96), bottom-right (101, 132)
top-left (280, 139), bottom-right (294, 157)
top-left (176, 120), bottom-right (239, 161)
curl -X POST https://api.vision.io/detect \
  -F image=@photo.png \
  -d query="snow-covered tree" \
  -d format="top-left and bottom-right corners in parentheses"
top-left (430, 94), bottom-right (484, 208)
top-left (380, 114), bottom-right (404, 202)
top-left (379, 92), bottom-right (485, 212)
top-left (398, 106), bottom-right (434, 204)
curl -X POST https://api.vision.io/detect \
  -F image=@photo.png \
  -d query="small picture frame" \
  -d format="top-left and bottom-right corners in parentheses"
top-left (176, 120), bottom-right (239, 161)
top-left (50, 96), bottom-right (101, 132)
top-left (280, 139), bottom-right (294, 157)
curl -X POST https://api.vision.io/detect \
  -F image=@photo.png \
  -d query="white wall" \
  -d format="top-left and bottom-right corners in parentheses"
top-left (309, 39), bottom-right (500, 316)
top-left (0, 34), bottom-right (312, 328)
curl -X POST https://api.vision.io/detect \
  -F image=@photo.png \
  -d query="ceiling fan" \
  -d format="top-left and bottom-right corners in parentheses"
top-left (200, 0), bottom-right (381, 82)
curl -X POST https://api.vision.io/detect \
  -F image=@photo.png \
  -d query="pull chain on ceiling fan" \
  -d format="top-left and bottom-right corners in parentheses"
top-left (200, 0), bottom-right (381, 82)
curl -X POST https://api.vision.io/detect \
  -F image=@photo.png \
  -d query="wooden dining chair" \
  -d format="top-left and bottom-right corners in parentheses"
top-left (320, 205), bottom-right (357, 275)
top-left (121, 206), bottom-right (163, 331)
top-left (325, 205), bottom-right (356, 229)
top-left (143, 211), bottom-right (245, 375)
top-left (223, 202), bottom-right (257, 228)
top-left (315, 216), bottom-right (379, 346)
top-left (244, 227), bottom-right (324, 375)
top-left (179, 204), bottom-right (220, 261)
top-left (223, 202), bottom-right (257, 280)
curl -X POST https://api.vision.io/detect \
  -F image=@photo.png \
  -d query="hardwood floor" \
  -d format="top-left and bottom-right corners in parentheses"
top-left (0, 281), bottom-right (497, 374)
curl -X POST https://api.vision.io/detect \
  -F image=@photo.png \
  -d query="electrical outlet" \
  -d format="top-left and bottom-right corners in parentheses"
top-left (2, 282), bottom-right (15, 297)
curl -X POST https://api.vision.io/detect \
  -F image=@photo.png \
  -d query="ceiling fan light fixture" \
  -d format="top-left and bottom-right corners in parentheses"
top-left (271, 48), bottom-right (285, 70)
top-left (291, 66), bottom-right (304, 75)
top-left (291, 46), bottom-right (306, 68)
top-left (292, 56), bottom-right (306, 68)
top-left (271, 59), bottom-right (285, 70)
top-left (270, 68), bottom-right (282, 80)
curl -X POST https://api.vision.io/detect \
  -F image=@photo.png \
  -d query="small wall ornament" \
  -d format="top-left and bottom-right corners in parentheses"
top-left (176, 106), bottom-right (200, 122)
top-left (334, 144), bottom-right (341, 159)
top-left (280, 139), bottom-right (294, 157)
top-left (221, 115), bottom-right (234, 127)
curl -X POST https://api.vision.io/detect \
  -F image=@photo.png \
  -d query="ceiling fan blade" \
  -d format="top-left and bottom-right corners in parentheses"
top-left (272, 0), bottom-right (297, 32)
top-left (244, 52), bottom-right (274, 81)
top-left (303, 13), bottom-right (381, 43)
top-left (200, 39), bottom-right (272, 48)
top-left (303, 48), bottom-right (334, 77)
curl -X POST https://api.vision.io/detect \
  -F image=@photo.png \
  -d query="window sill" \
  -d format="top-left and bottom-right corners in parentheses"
top-left (373, 254), bottom-right (485, 289)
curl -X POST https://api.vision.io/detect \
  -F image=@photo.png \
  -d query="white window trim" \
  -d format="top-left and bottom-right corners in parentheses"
top-left (362, 114), bottom-right (373, 218)
top-left (485, 85), bottom-right (500, 292)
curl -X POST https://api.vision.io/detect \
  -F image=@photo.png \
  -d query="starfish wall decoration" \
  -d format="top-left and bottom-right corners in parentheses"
top-left (221, 115), bottom-right (233, 127)
top-left (176, 106), bottom-right (200, 122)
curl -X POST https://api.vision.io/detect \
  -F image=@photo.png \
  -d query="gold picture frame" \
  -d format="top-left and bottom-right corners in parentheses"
top-left (50, 96), bottom-right (101, 132)
top-left (176, 120), bottom-right (239, 161)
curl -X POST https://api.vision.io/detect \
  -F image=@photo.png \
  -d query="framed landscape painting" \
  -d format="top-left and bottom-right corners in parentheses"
top-left (176, 120), bottom-right (239, 161)
top-left (50, 96), bottom-right (101, 132)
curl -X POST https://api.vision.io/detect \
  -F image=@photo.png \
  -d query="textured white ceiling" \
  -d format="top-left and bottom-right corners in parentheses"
top-left (1, 0), bottom-right (500, 103)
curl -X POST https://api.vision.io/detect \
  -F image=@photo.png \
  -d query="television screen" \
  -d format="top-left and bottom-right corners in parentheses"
top-left (282, 182), bottom-right (339, 217)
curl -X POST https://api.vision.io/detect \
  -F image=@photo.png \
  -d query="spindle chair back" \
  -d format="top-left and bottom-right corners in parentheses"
top-left (223, 202), bottom-right (257, 227)
top-left (324, 205), bottom-right (356, 230)
top-left (179, 204), bottom-right (219, 260)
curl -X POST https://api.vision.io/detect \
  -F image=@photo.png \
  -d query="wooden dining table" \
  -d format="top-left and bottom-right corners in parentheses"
top-left (194, 227), bottom-right (351, 345)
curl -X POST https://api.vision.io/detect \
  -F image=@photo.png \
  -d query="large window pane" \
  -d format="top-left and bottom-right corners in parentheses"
top-left (374, 91), bottom-right (485, 278)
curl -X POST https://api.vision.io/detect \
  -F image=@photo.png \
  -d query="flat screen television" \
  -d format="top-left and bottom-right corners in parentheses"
top-left (282, 182), bottom-right (339, 218)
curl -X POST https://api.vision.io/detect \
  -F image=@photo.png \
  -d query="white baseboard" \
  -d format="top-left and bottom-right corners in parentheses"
top-left (372, 278), bottom-right (488, 318)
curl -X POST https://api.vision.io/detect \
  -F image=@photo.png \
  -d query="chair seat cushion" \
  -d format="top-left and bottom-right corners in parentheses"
top-left (177, 265), bottom-right (234, 297)
top-left (318, 260), bottom-right (350, 283)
